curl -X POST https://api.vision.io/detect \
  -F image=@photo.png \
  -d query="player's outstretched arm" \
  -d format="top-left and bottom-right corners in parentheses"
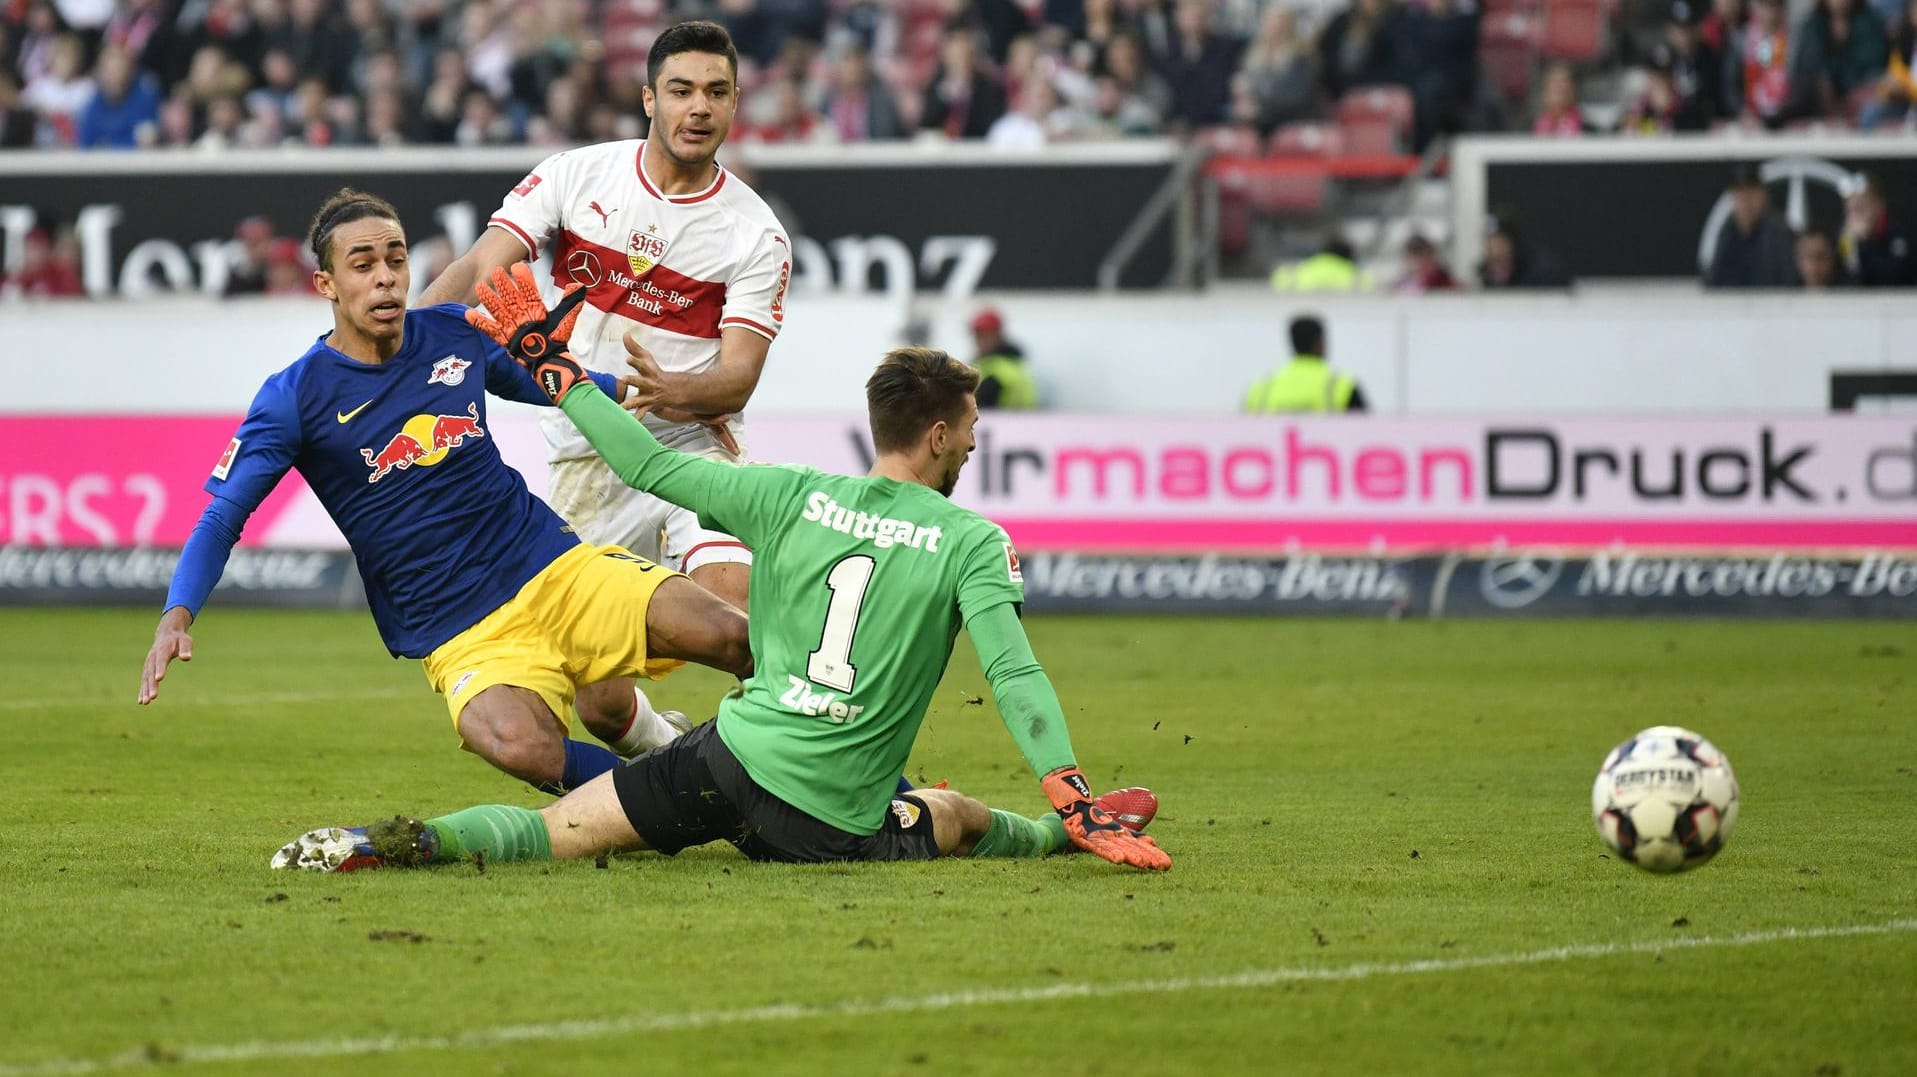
top-left (419, 226), bottom-right (528, 307)
top-left (138, 494), bottom-right (248, 704)
top-left (967, 602), bottom-right (1171, 871)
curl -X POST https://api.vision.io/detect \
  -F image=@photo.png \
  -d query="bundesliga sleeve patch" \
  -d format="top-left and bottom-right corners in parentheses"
top-left (211, 437), bottom-right (241, 481)
top-left (1004, 542), bottom-right (1023, 584)
top-left (512, 172), bottom-right (541, 198)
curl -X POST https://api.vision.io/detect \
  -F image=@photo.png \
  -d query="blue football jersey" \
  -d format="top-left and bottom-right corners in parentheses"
top-left (208, 304), bottom-right (608, 658)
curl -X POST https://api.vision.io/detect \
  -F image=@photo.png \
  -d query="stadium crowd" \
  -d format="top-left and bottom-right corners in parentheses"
top-left (3, 0), bottom-right (1915, 155)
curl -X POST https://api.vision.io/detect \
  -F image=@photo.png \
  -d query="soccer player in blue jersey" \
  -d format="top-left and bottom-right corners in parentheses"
top-left (137, 189), bottom-right (751, 795)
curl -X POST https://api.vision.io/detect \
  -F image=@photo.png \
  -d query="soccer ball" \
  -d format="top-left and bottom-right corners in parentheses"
top-left (1591, 725), bottom-right (1740, 873)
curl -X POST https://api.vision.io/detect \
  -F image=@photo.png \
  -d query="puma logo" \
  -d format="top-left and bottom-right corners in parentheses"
top-left (588, 201), bottom-right (616, 227)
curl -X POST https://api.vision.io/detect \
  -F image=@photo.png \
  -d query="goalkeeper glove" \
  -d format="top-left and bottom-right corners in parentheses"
top-left (465, 263), bottom-right (592, 404)
top-left (1042, 765), bottom-right (1171, 872)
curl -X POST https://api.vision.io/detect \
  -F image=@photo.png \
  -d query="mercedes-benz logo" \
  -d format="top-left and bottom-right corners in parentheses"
top-left (1479, 550), bottom-right (1565, 610)
top-left (567, 249), bottom-right (602, 287)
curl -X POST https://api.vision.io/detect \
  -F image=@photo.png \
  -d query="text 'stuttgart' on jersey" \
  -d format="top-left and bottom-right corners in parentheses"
top-left (206, 306), bottom-right (582, 658)
top-left (487, 139), bottom-right (791, 461)
top-left (703, 469), bottom-right (1025, 834)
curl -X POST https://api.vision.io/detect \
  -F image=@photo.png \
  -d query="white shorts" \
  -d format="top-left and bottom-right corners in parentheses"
top-left (547, 450), bottom-right (752, 574)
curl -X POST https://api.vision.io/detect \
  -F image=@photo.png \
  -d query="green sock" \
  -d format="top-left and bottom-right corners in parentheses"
top-left (425, 805), bottom-right (552, 864)
top-left (972, 809), bottom-right (1069, 859)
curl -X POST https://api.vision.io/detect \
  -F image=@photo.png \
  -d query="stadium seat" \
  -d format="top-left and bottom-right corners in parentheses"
top-left (1194, 125), bottom-right (1262, 158)
top-left (1244, 170), bottom-right (1329, 216)
top-left (1336, 86), bottom-right (1414, 152)
top-left (1539, 0), bottom-right (1606, 65)
top-left (1267, 122), bottom-right (1343, 158)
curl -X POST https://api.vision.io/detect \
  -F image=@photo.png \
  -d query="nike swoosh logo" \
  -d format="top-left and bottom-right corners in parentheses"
top-left (336, 400), bottom-right (373, 424)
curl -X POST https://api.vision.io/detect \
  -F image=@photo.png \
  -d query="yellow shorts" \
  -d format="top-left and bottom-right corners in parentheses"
top-left (422, 543), bottom-right (686, 732)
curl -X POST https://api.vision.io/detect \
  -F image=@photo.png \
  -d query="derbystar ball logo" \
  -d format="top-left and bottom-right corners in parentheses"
top-left (627, 227), bottom-right (669, 277)
top-left (359, 402), bottom-right (484, 483)
top-left (428, 355), bottom-right (470, 387)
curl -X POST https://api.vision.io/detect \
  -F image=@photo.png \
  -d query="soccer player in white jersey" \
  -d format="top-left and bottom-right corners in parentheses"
top-left (420, 21), bottom-right (787, 751)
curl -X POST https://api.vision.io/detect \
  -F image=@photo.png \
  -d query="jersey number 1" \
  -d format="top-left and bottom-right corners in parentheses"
top-left (806, 555), bottom-right (876, 693)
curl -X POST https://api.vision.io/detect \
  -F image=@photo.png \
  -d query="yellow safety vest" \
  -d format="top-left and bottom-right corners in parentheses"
top-left (1269, 253), bottom-right (1374, 293)
top-left (1243, 356), bottom-right (1356, 413)
top-left (975, 353), bottom-right (1038, 410)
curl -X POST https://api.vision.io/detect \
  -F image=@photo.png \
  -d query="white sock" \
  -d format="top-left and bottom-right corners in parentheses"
top-left (606, 686), bottom-right (679, 756)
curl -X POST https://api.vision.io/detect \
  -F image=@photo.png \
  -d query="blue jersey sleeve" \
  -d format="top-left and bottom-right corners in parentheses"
top-left (172, 370), bottom-right (303, 617)
top-left (460, 304), bottom-right (620, 406)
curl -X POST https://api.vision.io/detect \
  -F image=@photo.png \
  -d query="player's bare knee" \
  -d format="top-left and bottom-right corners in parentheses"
top-left (458, 688), bottom-right (565, 784)
top-left (689, 561), bottom-right (749, 609)
top-left (914, 789), bottom-right (990, 856)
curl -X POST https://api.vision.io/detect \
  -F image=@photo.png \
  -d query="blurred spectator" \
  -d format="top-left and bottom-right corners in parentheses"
top-left (1243, 315), bottom-right (1367, 413)
top-left (524, 77), bottom-right (582, 146)
top-left (1391, 0), bottom-right (1478, 148)
top-left (22, 33), bottom-right (92, 145)
top-left (196, 92), bottom-right (246, 148)
top-left (1623, 50), bottom-right (1714, 132)
top-left (1233, 7), bottom-right (1316, 134)
top-left (248, 47), bottom-right (298, 124)
top-left (103, 0), bottom-right (168, 74)
top-left (987, 70), bottom-right (1070, 146)
top-left (223, 215), bottom-right (276, 296)
top-left (3, 226), bottom-right (84, 297)
top-left (1725, 0), bottom-right (1793, 126)
top-left (1859, 0), bottom-right (1917, 127)
top-left (1791, 0), bottom-right (1889, 120)
top-left (1479, 215), bottom-right (1569, 289)
top-left (1794, 230), bottom-right (1848, 288)
top-left (1395, 233), bottom-right (1458, 292)
top-left (920, 27), bottom-right (1007, 139)
top-left (454, 86), bottom-right (512, 147)
top-left (1532, 63), bottom-right (1590, 135)
top-left (416, 47), bottom-right (469, 143)
top-left (155, 93), bottom-right (195, 145)
top-left (284, 0), bottom-right (354, 94)
top-left (1838, 172), bottom-right (1915, 286)
top-left (1699, 0), bottom-right (1746, 53)
top-left (362, 87), bottom-right (409, 146)
top-left (822, 43), bottom-right (906, 141)
top-left (1271, 235), bottom-right (1374, 292)
top-left (0, 72), bottom-right (38, 147)
top-left (722, 0), bottom-right (831, 66)
top-left (76, 43), bottom-right (159, 147)
top-left (179, 0), bottom-right (265, 82)
top-left (1157, 0), bottom-right (1241, 129)
top-left (970, 308), bottom-right (1038, 410)
top-left (460, 0), bottom-right (515, 101)
top-left (750, 78), bottom-right (829, 143)
top-left (15, 3), bottom-right (67, 88)
top-left (1317, 0), bottom-right (1397, 102)
top-left (1660, 2), bottom-right (1727, 122)
top-left (1705, 165), bottom-right (1797, 288)
top-left (263, 237), bottom-right (314, 296)
top-left (1099, 31), bottom-right (1170, 132)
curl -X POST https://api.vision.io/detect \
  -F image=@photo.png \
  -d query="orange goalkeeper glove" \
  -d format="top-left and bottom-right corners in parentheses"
top-left (465, 263), bottom-right (592, 404)
top-left (1042, 766), bottom-right (1171, 872)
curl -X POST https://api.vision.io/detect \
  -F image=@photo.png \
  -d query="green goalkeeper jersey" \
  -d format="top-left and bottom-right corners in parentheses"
top-left (560, 384), bottom-right (1074, 834)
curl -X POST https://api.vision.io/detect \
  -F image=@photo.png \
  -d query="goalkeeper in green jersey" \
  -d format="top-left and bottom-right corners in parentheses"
top-left (273, 267), bottom-right (1169, 873)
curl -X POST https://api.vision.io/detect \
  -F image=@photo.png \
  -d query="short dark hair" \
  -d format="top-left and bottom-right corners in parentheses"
top-left (1289, 315), bottom-right (1325, 356)
top-left (307, 187), bottom-right (401, 271)
top-left (647, 20), bottom-right (738, 89)
top-left (865, 348), bottom-right (981, 453)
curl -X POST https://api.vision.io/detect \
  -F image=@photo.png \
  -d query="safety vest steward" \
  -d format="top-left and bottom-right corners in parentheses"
top-left (1243, 356), bottom-right (1356, 413)
top-left (976, 354), bottom-right (1038, 409)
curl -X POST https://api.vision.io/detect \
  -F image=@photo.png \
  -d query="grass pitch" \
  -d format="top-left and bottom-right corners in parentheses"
top-left (0, 609), bottom-right (1912, 1076)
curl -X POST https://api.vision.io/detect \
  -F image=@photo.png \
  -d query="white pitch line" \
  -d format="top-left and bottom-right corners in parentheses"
top-left (0, 688), bottom-right (421, 712)
top-left (1, 919), bottom-right (1911, 1076)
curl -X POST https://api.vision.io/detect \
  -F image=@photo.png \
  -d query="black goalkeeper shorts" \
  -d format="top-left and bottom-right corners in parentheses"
top-left (610, 719), bottom-right (940, 863)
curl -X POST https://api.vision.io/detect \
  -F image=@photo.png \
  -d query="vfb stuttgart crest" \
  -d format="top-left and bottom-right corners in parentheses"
top-left (627, 227), bottom-right (670, 277)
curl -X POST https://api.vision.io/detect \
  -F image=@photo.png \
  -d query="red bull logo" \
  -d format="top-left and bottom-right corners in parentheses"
top-left (360, 402), bottom-right (485, 483)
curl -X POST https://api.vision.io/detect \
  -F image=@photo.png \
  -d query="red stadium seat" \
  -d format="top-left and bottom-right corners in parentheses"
top-left (1268, 122), bottom-right (1343, 158)
top-left (1194, 125), bottom-right (1262, 158)
top-left (1539, 0), bottom-right (1606, 65)
top-left (1244, 171), bottom-right (1329, 216)
top-left (1336, 86), bottom-right (1414, 151)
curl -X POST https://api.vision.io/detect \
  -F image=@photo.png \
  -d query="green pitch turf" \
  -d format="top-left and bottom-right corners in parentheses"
top-left (0, 609), bottom-right (1912, 1076)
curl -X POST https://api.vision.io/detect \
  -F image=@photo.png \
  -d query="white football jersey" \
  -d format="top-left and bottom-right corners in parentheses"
top-left (489, 139), bottom-right (791, 462)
